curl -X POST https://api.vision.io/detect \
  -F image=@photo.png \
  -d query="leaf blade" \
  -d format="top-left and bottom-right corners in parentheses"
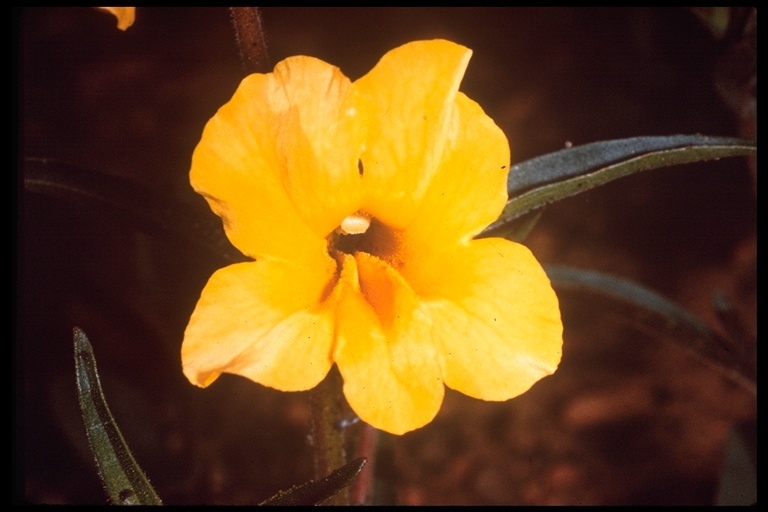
top-left (259, 457), bottom-right (367, 506)
top-left (23, 157), bottom-right (244, 265)
top-left (546, 266), bottom-right (756, 396)
top-left (482, 135), bottom-right (755, 237)
top-left (74, 327), bottom-right (163, 505)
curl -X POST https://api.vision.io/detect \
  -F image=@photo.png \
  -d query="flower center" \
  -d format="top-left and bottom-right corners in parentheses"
top-left (329, 211), bottom-right (405, 269)
top-left (339, 212), bottom-right (371, 236)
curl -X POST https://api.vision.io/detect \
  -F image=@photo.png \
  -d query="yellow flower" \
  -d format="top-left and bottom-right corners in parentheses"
top-left (97, 7), bottom-right (135, 31)
top-left (182, 40), bottom-right (563, 435)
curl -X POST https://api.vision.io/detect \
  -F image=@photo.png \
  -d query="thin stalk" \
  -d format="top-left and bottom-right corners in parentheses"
top-left (350, 423), bottom-right (378, 505)
top-left (309, 367), bottom-right (351, 505)
top-left (229, 7), bottom-right (270, 74)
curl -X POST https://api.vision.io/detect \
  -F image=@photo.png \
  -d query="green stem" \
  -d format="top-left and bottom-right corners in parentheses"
top-left (309, 366), bottom-right (352, 505)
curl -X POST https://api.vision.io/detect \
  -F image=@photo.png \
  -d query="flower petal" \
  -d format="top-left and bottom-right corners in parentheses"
top-left (191, 70), bottom-right (325, 263)
top-left (353, 40), bottom-right (472, 229)
top-left (97, 7), bottom-right (135, 31)
top-left (333, 253), bottom-right (444, 435)
top-left (419, 238), bottom-right (562, 400)
top-left (182, 257), bottom-right (337, 391)
top-left (269, 57), bottom-right (369, 236)
top-left (404, 92), bottom-right (510, 254)
top-left (191, 55), bottom-right (368, 262)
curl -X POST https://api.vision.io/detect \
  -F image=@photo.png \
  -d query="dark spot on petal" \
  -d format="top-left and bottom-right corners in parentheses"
top-left (357, 159), bottom-right (364, 176)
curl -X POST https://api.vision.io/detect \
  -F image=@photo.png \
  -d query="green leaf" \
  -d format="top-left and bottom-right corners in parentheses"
top-left (478, 209), bottom-right (543, 243)
top-left (482, 135), bottom-right (755, 237)
top-left (546, 266), bottom-right (756, 396)
top-left (259, 457), bottom-right (367, 506)
top-left (74, 328), bottom-right (163, 505)
top-left (23, 157), bottom-right (244, 265)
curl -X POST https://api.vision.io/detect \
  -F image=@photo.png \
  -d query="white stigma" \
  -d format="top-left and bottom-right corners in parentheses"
top-left (339, 212), bottom-right (372, 235)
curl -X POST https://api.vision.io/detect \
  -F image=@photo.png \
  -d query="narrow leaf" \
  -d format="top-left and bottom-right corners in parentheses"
top-left (483, 209), bottom-right (543, 243)
top-left (259, 457), bottom-right (367, 506)
top-left (74, 327), bottom-right (163, 505)
top-left (482, 135), bottom-right (755, 237)
top-left (546, 266), bottom-right (756, 396)
top-left (23, 157), bottom-right (244, 265)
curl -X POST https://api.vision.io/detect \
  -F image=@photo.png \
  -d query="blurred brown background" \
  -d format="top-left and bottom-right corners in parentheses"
top-left (17, 7), bottom-right (755, 505)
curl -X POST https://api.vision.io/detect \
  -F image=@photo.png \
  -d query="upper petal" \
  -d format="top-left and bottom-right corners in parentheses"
top-left (419, 238), bottom-right (563, 400)
top-left (191, 56), bottom-right (368, 263)
top-left (353, 40), bottom-right (472, 229)
top-left (269, 57), bottom-right (368, 236)
top-left (403, 91), bottom-right (510, 256)
top-left (191, 70), bottom-right (323, 264)
top-left (333, 253), bottom-right (444, 435)
top-left (182, 256), bottom-right (337, 392)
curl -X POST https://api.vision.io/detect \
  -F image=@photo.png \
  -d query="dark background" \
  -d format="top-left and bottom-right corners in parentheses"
top-left (17, 7), bottom-right (755, 505)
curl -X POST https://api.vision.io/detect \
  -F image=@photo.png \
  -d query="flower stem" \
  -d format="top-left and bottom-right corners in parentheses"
top-left (229, 7), bottom-right (270, 74)
top-left (350, 421), bottom-right (378, 505)
top-left (309, 366), bottom-right (379, 505)
top-left (309, 366), bottom-right (351, 505)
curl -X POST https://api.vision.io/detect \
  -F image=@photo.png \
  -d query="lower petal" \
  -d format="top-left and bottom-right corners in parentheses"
top-left (182, 257), bottom-right (337, 392)
top-left (333, 253), bottom-right (444, 435)
top-left (420, 238), bottom-right (563, 400)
